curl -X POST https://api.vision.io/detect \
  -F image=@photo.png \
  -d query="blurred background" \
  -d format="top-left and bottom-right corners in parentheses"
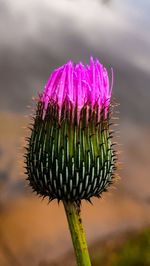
top-left (0, 0), bottom-right (150, 265)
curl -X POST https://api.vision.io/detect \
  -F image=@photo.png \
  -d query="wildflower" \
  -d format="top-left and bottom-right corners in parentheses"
top-left (26, 57), bottom-right (116, 203)
top-left (25, 57), bottom-right (118, 266)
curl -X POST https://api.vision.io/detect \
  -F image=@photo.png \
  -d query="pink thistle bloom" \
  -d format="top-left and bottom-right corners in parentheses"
top-left (26, 57), bottom-right (116, 203)
top-left (25, 57), bottom-right (117, 266)
top-left (41, 57), bottom-right (113, 121)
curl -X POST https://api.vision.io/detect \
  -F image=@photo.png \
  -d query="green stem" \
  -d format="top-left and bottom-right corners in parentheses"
top-left (63, 201), bottom-right (91, 266)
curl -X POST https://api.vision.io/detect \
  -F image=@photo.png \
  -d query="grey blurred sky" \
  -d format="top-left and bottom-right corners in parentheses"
top-left (0, 0), bottom-right (150, 123)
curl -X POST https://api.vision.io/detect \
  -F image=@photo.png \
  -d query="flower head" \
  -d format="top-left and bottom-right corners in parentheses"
top-left (25, 57), bottom-right (116, 203)
top-left (41, 57), bottom-right (112, 121)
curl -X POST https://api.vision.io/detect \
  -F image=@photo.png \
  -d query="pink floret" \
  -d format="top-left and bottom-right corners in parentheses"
top-left (41, 57), bottom-right (113, 118)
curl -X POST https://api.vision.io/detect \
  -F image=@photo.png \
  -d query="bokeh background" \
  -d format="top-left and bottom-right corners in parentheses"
top-left (0, 0), bottom-right (150, 265)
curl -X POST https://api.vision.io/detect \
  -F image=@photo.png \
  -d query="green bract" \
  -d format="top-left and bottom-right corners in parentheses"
top-left (25, 101), bottom-right (116, 202)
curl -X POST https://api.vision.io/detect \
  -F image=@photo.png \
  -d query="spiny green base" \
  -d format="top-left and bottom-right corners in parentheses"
top-left (63, 201), bottom-right (91, 266)
top-left (25, 101), bottom-right (116, 202)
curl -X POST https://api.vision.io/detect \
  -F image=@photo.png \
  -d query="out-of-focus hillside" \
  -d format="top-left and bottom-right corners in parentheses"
top-left (0, 113), bottom-right (149, 265)
top-left (0, 113), bottom-right (27, 206)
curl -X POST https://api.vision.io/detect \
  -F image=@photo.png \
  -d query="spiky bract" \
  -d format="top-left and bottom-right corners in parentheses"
top-left (25, 100), bottom-right (116, 202)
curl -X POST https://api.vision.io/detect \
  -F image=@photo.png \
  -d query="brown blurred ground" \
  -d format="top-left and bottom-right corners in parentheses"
top-left (0, 112), bottom-right (150, 266)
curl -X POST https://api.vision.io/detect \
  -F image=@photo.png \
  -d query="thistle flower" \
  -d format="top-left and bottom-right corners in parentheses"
top-left (25, 57), bottom-right (116, 203)
top-left (25, 57), bottom-right (117, 266)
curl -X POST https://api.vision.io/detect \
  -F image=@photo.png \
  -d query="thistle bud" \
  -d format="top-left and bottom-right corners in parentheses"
top-left (25, 58), bottom-right (116, 203)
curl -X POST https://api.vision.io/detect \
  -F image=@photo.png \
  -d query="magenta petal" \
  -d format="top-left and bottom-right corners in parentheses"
top-left (41, 58), bottom-right (113, 119)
